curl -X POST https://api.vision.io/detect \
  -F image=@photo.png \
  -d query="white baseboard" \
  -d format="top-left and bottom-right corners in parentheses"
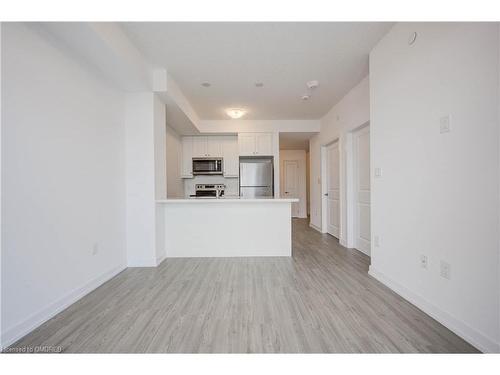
top-left (1, 263), bottom-right (126, 349)
top-left (309, 222), bottom-right (322, 233)
top-left (156, 253), bottom-right (166, 266)
top-left (368, 266), bottom-right (499, 353)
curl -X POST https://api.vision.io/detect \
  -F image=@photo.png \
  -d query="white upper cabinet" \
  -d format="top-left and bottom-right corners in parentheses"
top-left (255, 133), bottom-right (273, 155)
top-left (207, 136), bottom-right (222, 157)
top-left (182, 134), bottom-right (271, 179)
top-left (192, 137), bottom-right (207, 158)
top-left (192, 136), bottom-right (223, 158)
top-left (221, 136), bottom-right (239, 177)
top-left (238, 133), bottom-right (273, 156)
top-left (238, 133), bottom-right (256, 156)
top-left (181, 136), bottom-right (228, 178)
top-left (180, 136), bottom-right (193, 178)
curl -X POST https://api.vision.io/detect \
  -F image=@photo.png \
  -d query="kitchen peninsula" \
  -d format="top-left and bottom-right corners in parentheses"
top-left (156, 197), bottom-right (298, 257)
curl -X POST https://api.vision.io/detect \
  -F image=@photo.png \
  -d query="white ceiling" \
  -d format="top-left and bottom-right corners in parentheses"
top-left (279, 132), bottom-right (316, 152)
top-left (122, 22), bottom-right (393, 120)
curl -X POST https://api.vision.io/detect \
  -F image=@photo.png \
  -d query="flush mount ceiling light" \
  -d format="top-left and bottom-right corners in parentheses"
top-left (201, 82), bottom-right (211, 87)
top-left (301, 94), bottom-right (310, 101)
top-left (226, 108), bottom-right (246, 119)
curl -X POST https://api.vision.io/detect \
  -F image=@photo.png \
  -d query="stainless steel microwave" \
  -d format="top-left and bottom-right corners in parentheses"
top-left (192, 158), bottom-right (223, 175)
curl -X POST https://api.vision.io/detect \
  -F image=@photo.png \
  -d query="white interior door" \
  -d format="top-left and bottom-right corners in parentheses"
top-left (326, 142), bottom-right (340, 238)
top-left (283, 160), bottom-right (300, 217)
top-left (353, 126), bottom-right (371, 255)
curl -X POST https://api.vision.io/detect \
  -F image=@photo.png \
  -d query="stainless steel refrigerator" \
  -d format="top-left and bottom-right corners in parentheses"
top-left (239, 157), bottom-right (274, 198)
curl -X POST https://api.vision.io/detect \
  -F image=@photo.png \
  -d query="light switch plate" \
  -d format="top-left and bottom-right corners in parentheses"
top-left (374, 235), bottom-right (380, 247)
top-left (374, 167), bottom-right (382, 178)
top-left (420, 255), bottom-right (428, 269)
top-left (440, 115), bottom-right (451, 134)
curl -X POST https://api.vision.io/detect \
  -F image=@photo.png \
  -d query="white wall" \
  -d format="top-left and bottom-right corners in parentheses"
top-left (154, 95), bottom-right (167, 201)
top-left (125, 92), bottom-right (167, 267)
top-left (166, 126), bottom-right (184, 198)
top-left (280, 150), bottom-right (307, 218)
top-left (125, 93), bottom-right (156, 267)
top-left (1, 23), bottom-right (127, 346)
top-left (369, 23), bottom-right (499, 353)
top-left (309, 76), bottom-right (370, 244)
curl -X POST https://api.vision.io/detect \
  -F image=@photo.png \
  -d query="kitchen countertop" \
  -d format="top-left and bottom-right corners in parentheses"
top-left (156, 197), bottom-right (299, 204)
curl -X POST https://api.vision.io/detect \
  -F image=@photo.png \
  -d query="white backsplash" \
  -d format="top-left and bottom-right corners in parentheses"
top-left (184, 176), bottom-right (239, 197)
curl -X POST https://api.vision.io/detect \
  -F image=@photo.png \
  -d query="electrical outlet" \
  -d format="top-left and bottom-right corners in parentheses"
top-left (440, 261), bottom-right (451, 280)
top-left (92, 243), bottom-right (99, 256)
top-left (374, 167), bottom-right (382, 178)
top-left (374, 235), bottom-right (380, 247)
top-left (420, 255), bottom-right (428, 269)
top-left (440, 115), bottom-right (451, 134)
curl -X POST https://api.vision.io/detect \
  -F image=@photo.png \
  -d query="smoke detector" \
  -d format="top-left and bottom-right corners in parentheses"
top-left (307, 80), bottom-right (319, 90)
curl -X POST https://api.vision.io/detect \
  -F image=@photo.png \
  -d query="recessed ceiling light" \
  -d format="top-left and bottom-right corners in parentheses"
top-left (201, 82), bottom-right (211, 87)
top-left (226, 108), bottom-right (246, 119)
top-left (301, 94), bottom-right (310, 101)
top-left (255, 82), bottom-right (264, 87)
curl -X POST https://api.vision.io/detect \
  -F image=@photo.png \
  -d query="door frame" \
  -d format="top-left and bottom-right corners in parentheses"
top-left (345, 121), bottom-right (370, 250)
top-left (320, 138), bottom-right (340, 236)
top-left (282, 159), bottom-right (301, 217)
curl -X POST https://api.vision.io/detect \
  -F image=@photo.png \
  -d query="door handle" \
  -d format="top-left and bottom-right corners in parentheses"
top-left (285, 191), bottom-right (289, 194)
top-left (324, 193), bottom-right (329, 196)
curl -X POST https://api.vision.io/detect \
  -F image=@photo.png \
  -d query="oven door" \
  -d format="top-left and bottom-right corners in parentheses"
top-left (195, 190), bottom-right (217, 198)
top-left (192, 158), bottom-right (223, 175)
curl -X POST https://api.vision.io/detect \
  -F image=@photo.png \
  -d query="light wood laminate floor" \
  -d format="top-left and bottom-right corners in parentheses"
top-left (11, 219), bottom-right (478, 353)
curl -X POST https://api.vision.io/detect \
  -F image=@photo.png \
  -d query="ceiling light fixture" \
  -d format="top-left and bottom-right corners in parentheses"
top-left (301, 94), bottom-right (310, 101)
top-left (201, 82), bottom-right (211, 87)
top-left (226, 108), bottom-right (246, 119)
